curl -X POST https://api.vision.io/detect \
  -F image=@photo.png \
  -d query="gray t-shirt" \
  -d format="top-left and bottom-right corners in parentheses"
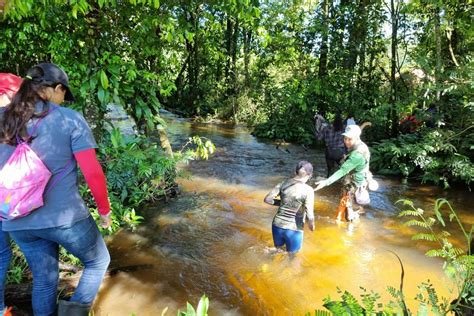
top-left (0, 101), bottom-right (97, 231)
top-left (268, 178), bottom-right (315, 231)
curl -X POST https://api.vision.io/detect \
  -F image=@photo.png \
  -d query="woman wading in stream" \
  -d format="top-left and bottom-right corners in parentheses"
top-left (264, 161), bottom-right (315, 253)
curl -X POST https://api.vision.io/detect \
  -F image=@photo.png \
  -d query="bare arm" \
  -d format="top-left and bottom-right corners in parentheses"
top-left (264, 182), bottom-right (282, 206)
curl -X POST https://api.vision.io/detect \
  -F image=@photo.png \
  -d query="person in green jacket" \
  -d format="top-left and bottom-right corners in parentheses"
top-left (314, 124), bottom-right (370, 221)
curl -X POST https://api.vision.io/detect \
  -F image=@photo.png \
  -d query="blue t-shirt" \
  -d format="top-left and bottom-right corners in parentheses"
top-left (0, 101), bottom-right (97, 231)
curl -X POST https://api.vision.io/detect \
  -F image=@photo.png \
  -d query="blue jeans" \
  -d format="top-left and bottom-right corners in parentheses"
top-left (10, 216), bottom-right (110, 316)
top-left (0, 223), bottom-right (12, 312)
top-left (272, 225), bottom-right (304, 253)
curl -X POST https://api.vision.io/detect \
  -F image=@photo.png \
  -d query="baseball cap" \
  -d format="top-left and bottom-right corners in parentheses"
top-left (342, 124), bottom-right (361, 139)
top-left (0, 73), bottom-right (22, 99)
top-left (26, 63), bottom-right (75, 101)
top-left (296, 160), bottom-right (313, 176)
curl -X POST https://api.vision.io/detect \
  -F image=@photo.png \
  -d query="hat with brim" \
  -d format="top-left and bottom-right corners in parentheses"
top-left (342, 124), bottom-right (362, 139)
top-left (27, 63), bottom-right (75, 102)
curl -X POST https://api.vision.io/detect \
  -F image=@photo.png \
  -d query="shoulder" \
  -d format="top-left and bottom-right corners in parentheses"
top-left (349, 150), bottom-right (365, 161)
top-left (53, 104), bottom-right (89, 125)
top-left (55, 105), bottom-right (84, 119)
top-left (302, 183), bottom-right (314, 195)
top-left (305, 183), bottom-right (314, 192)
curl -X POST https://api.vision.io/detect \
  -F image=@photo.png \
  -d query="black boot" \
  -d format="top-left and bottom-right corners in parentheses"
top-left (57, 300), bottom-right (91, 316)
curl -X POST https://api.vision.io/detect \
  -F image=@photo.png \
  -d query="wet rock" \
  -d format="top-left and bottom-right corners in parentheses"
top-left (104, 103), bottom-right (137, 137)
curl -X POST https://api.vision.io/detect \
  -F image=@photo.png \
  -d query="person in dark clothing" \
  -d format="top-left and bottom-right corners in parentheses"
top-left (321, 114), bottom-right (346, 177)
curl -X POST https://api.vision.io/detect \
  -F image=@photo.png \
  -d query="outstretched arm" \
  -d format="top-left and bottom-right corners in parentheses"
top-left (314, 152), bottom-right (365, 191)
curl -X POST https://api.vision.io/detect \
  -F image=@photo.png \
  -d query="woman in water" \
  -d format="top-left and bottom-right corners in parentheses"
top-left (264, 161), bottom-right (315, 253)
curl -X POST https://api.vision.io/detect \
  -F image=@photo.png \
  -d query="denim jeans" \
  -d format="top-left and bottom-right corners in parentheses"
top-left (10, 216), bottom-right (110, 316)
top-left (0, 223), bottom-right (12, 312)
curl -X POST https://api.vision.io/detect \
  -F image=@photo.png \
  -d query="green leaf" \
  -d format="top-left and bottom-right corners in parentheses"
top-left (196, 295), bottom-right (209, 316)
top-left (186, 302), bottom-right (196, 316)
top-left (97, 88), bottom-right (106, 103)
top-left (100, 70), bottom-right (109, 90)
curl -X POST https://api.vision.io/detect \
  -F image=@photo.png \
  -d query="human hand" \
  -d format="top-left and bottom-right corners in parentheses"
top-left (314, 180), bottom-right (327, 191)
top-left (309, 221), bottom-right (315, 231)
top-left (100, 213), bottom-right (112, 229)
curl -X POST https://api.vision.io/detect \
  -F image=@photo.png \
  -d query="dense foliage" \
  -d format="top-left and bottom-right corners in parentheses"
top-left (2, 0), bottom-right (471, 186)
top-left (84, 128), bottom-right (215, 234)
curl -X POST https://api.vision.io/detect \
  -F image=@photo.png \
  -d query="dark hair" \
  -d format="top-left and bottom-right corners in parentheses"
top-left (0, 67), bottom-right (51, 145)
top-left (333, 113), bottom-right (343, 132)
top-left (296, 160), bottom-right (313, 177)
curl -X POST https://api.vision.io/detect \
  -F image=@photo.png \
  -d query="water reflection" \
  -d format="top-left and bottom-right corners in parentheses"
top-left (94, 116), bottom-right (472, 315)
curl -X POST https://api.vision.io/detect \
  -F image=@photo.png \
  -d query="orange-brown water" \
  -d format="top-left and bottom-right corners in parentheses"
top-left (93, 115), bottom-right (473, 315)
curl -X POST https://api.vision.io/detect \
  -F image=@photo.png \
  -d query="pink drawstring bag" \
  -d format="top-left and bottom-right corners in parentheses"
top-left (0, 106), bottom-right (71, 221)
top-left (0, 142), bottom-right (52, 220)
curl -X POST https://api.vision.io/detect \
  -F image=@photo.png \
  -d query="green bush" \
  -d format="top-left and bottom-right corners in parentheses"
top-left (370, 128), bottom-right (474, 188)
top-left (81, 128), bottom-right (215, 235)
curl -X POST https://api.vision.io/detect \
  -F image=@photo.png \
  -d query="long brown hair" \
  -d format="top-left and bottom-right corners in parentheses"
top-left (0, 67), bottom-right (51, 145)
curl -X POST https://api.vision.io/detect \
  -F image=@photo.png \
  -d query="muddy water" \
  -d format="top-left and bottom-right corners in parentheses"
top-left (94, 115), bottom-right (473, 315)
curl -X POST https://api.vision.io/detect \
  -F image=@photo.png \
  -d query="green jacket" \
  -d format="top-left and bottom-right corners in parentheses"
top-left (325, 141), bottom-right (370, 187)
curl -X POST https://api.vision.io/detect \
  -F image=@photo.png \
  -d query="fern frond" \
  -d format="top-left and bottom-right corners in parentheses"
top-left (427, 217), bottom-right (437, 226)
top-left (412, 233), bottom-right (437, 242)
top-left (387, 286), bottom-right (399, 298)
top-left (404, 219), bottom-right (430, 228)
top-left (398, 210), bottom-right (423, 217)
top-left (396, 199), bottom-right (414, 207)
top-left (425, 249), bottom-right (444, 257)
top-left (314, 310), bottom-right (332, 316)
top-left (452, 247), bottom-right (466, 256)
top-left (439, 231), bottom-right (451, 238)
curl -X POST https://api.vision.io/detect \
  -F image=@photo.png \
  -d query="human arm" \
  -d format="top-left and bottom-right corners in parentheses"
top-left (74, 148), bottom-right (111, 228)
top-left (305, 186), bottom-right (315, 231)
top-left (314, 151), bottom-right (365, 191)
top-left (264, 182), bottom-right (282, 206)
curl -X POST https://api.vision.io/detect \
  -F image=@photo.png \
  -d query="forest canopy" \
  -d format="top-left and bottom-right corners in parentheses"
top-left (1, 0), bottom-right (473, 186)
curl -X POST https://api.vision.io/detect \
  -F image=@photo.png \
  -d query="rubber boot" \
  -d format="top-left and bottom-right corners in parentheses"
top-left (57, 300), bottom-right (91, 316)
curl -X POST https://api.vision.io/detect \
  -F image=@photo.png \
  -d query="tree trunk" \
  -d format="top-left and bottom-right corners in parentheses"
top-left (389, 0), bottom-right (399, 136)
top-left (243, 28), bottom-right (252, 86)
top-left (318, 0), bottom-right (330, 78)
top-left (231, 17), bottom-right (239, 121)
top-left (434, 6), bottom-right (442, 101)
top-left (157, 124), bottom-right (173, 157)
top-left (329, 0), bottom-right (348, 69)
top-left (225, 16), bottom-right (233, 81)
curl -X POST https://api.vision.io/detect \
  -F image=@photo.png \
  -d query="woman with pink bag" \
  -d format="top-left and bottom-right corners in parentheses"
top-left (0, 64), bottom-right (111, 316)
top-left (0, 72), bottom-right (22, 316)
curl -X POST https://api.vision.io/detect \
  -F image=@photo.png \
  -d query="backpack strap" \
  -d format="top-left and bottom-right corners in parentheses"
top-left (26, 105), bottom-right (60, 142)
top-left (45, 158), bottom-right (74, 194)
